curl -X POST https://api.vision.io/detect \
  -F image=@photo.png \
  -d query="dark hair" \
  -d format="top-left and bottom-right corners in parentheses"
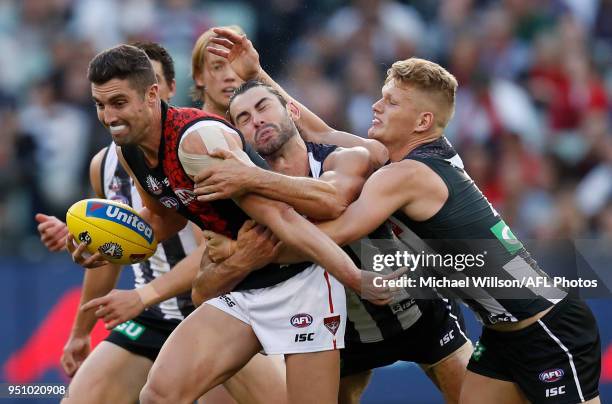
top-left (229, 80), bottom-right (287, 118)
top-left (87, 44), bottom-right (156, 94)
top-left (132, 41), bottom-right (175, 85)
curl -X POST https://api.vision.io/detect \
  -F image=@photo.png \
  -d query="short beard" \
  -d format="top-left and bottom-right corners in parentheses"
top-left (257, 116), bottom-right (297, 157)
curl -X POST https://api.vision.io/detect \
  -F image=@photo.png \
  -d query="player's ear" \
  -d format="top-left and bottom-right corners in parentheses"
top-left (146, 83), bottom-right (159, 105)
top-left (168, 79), bottom-right (177, 99)
top-left (287, 100), bottom-right (300, 121)
top-left (415, 111), bottom-right (434, 133)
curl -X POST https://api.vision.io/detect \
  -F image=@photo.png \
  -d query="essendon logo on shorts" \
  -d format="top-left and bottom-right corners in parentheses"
top-left (539, 369), bottom-right (564, 383)
top-left (290, 313), bottom-right (313, 328)
top-left (324, 315), bottom-right (341, 335)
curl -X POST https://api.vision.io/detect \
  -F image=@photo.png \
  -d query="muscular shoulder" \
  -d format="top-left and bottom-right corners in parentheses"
top-left (180, 120), bottom-right (243, 155)
top-left (89, 146), bottom-right (109, 198)
top-left (323, 146), bottom-right (372, 177)
top-left (376, 159), bottom-right (447, 201)
top-left (90, 146), bottom-right (108, 174)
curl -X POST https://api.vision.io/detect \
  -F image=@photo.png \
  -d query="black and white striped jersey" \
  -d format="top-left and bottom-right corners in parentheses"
top-left (306, 142), bottom-right (422, 343)
top-left (392, 136), bottom-right (566, 325)
top-left (101, 143), bottom-right (196, 323)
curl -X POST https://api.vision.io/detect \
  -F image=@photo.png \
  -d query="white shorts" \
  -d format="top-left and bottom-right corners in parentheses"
top-left (205, 264), bottom-right (346, 355)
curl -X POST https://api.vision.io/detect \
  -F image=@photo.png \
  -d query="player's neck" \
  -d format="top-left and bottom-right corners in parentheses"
top-left (266, 135), bottom-right (309, 177)
top-left (388, 130), bottom-right (443, 162)
top-left (139, 103), bottom-right (163, 167)
top-left (201, 100), bottom-right (226, 118)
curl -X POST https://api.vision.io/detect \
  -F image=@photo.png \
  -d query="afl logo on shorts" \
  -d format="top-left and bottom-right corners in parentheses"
top-left (539, 369), bottom-right (564, 383)
top-left (290, 313), bottom-right (313, 328)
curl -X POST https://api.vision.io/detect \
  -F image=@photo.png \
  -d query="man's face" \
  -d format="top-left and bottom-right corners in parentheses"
top-left (92, 78), bottom-right (157, 146)
top-left (369, 81), bottom-right (422, 145)
top-left (229, 86), bottom-right (296, 157)
top-left (150, 59), bottom-right (175, 102)
top-left (198, 52), bottom-right (242, 113)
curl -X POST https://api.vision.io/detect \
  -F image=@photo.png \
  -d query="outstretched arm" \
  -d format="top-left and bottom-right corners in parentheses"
top-left (81, 240), bottom-right (206, 329)
top-left (194, 146), bottom-right (372, 220)
top-left (207, 27), bottom-right (388, 167)
top-left (274, 162), bottom-right (417, 254)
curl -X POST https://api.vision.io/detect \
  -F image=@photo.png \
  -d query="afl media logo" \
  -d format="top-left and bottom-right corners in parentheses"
top-left (290, 313), bottom-right (313, 328)
top-left (539, 369), bottom-right (564, 383)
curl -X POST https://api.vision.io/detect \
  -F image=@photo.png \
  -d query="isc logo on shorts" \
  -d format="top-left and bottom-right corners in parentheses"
top-left (290, 313), bottom-right (313, 328)
top-left (294, 333), bottom-right (315, 342)
top-left (545, 386), bottom-right (565, 397)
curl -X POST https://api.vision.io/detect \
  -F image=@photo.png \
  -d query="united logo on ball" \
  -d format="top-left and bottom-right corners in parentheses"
top-left (66, 198), bottom-right (158, 265)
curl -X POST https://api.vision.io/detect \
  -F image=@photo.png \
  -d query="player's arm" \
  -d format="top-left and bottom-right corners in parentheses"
top-left (181, 128), bottom-right (362, 292)
top-left (194, 146), bottom-right (372, 220)
top-left (62, 264), bottom-right (121, 377)
top-left (191, 221), bottom-right (279, 305)
top-left (81, 237), bottom-right (206, 329)
top-left (253, 70), bottom-right (388, 167)
top-left (62, 148), bottom-right (123, 377)
top-left (317, 161), bottom-right (422, 245)
top-left (207, 27), bottom-right (388, 167)
top-left (116, 146), bottom-right (188, 241)
top-left (233, 161), bottom-right (420, 265)
top-left (65, 148), bottom-right (121, 269)
top-left (256, 164), bottom-right (411, 267)
top-left (79, 157), bottom-right (204, 329)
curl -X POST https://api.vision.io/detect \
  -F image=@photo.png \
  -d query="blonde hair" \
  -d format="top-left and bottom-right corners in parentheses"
top-left (386, 58), bottom-right (458, 127)
top-left (191, 25), bottom-right (245, 102)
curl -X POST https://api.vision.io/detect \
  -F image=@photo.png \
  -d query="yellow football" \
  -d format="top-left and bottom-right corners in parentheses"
top-left (66, 198), bottom-right (158, 265)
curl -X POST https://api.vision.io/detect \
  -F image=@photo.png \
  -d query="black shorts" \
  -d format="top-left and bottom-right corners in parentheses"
top-left (467, 297), bottom-right (600, 403)
top-left (105, 314), bottom-right (178, 362)
top-left (340, 299), bottom-right (469, 377)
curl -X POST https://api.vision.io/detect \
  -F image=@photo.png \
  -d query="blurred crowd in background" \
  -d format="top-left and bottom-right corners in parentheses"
top-left (1, 0), bottom-right (612, 255)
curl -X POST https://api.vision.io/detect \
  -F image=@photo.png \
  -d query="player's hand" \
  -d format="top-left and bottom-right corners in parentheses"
top-left (232, 220), bottom-right (281, 271)
top-left (35, 213), bottom-right (69, 252)
top-left (207, 27), bottom-right (261, 81)
top-left (194, 149), bottom-right (254, 201)
top-left (61, 334), bottom-right (91, 377)
top-left (66, 234), bottom-right (109, 269)
top-left (203, 231), bottom-right (237, 263)
top-left (359, 268), bottom-right (410, 306)
top-left (80, 289), bottom-right (145, 330)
